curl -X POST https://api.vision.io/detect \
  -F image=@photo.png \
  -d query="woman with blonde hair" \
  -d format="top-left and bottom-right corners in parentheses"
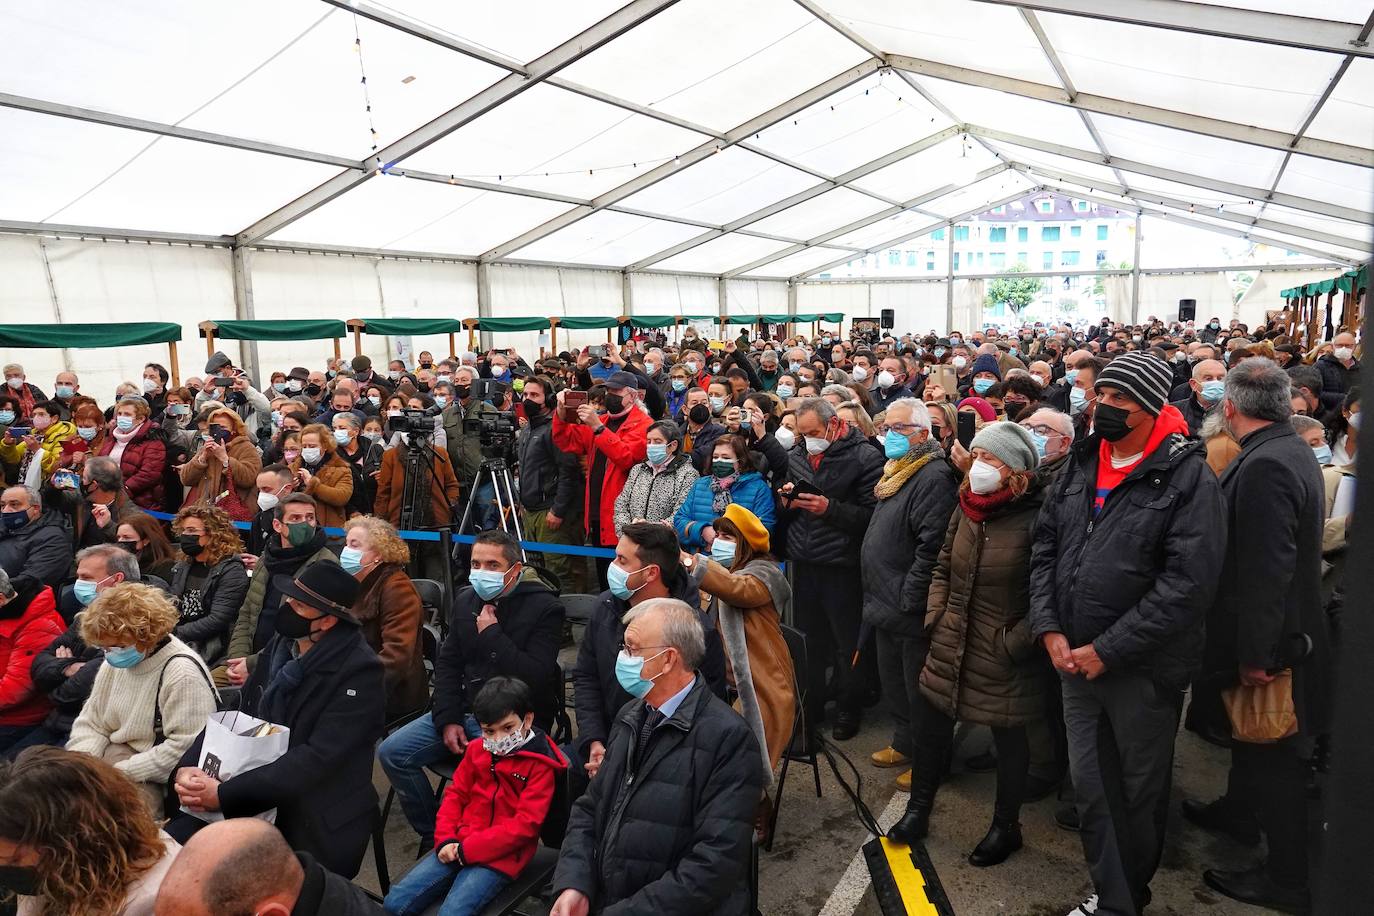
top-left (341, 516), bottom-right (426, 719)
top-left (289, 423), bottom-right (354, 530)
top-left (178, 407), bottom-right (261, 512)
top-left (168, 505), bottom-right (248, 668)
top-left (0, 746), bottom-right (182, 915)
top-left (65, 583), bottom-right (217, 814)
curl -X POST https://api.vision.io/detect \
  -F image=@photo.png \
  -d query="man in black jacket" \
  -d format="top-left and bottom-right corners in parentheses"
top-left (516, 375), bottom-right (585, 593)
top-left (1167, 358), bottom-right (1226, 436)
top-left (552, 598), bottom-right (762, 916)
top-left (0, 485), bottom-right (72, 594)
top-left (1189, 359), bottom-right (1329, 914)
top-left (168, 561), bottom-right (384, 879)
top-left (1315, 330), bottom-right (1360, 413)
top-left (1030, 352), bottom-right (1225, 916)
top-left (782, 398), bottom-right (883, 740)
top-left (569, 522), bottom-right (726, 796)
top-left (860, 398), bottom-right (957, 784)
top-left (379, 529), bottom-right (564, 845)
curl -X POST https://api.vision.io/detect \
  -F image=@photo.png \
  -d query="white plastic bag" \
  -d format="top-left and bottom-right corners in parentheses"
top-left (181, 710), bottom-right (290, 824)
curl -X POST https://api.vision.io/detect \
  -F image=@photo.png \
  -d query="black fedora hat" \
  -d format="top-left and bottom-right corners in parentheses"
top-left (273, 560), bottom-right (360, 624)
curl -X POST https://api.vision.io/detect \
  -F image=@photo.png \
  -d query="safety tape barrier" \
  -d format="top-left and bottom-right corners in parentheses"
top-left (143, 510), bottom-right (617, 559)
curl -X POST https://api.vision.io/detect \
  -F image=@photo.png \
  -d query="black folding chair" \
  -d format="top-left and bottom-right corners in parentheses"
top-left (766, 623), bottom-right (822, 851)
top-left (412, 578), bottom-right (448, 636)
top-left (559, 593), bottom-right (600, 628)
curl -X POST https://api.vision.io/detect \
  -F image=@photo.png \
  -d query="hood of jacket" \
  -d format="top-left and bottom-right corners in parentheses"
top-left (0, 508), bottom-right (66, 543)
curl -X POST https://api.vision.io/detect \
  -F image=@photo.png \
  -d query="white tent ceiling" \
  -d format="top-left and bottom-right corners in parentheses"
top-left (2, 0), bottom-right (1370, 281)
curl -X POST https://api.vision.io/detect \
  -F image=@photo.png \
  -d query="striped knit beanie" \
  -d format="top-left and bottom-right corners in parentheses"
top-left (1094, 351), bottom-right (1174, 416)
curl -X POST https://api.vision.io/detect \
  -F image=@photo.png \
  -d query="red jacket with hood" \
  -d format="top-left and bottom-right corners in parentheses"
top-left (433, 729), bottom-right (567, 878)
top-left (0, 585), bottom-right (64, 726)
top-left (552, 406), bottom-right (650, 546)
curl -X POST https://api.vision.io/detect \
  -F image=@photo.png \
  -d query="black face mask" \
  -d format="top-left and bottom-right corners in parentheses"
top-left (522, 398), bottom-right (545, 417)
top-left (1004, 401), bottom-right (1028, 422)
top-left (274, 603), bottom-right (319, 640)
top-left (417, 381), bottom-right (431, 393)
top-left (604, 394), bottom-right (624, 415)
top-left (419, 361), bottom-right (433, 369)
top-left (117, 539), bottom-right (139, 555)
top-left (305, 383), bottom-right (323, 397)
top-left (178, 533), bottom-right (204, 557)
top-left (0, 864), bottom-right (41, 897)
top-left (454, 385), bottom-right (471, 401)
top-left (688, 404), bottom-right (710, 425)
top-left (1094, 402), bottom-right (1136, 442)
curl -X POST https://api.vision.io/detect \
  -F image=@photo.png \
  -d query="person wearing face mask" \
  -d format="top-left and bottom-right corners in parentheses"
top-left (243, 465), bottom-right (296, 555)
top-left (679, 387), bottom-right (726, 475)
top-left (66, 582), bottom-right (217, 813)
top-left (613, 419), bottom-right (699, 538)
top-left (440, 366), bottom-right (500, 498)
top-left (179, 408), bottom-right (262, 515)
top-left (1029, 352), bottom-right (1224, 916)
top-left (859, 399), bottom-right (958, 792)
top-left (58, 455), bottom-right (128, 553)
top-left (552, 597), bottom-right (761, 916)
top-left (0, 400), bottom-right (76, 484)
top-left (673, 436), bottom-right (776, 555)
top-left (287, 424), bottom-right (353, 531)
top-left (0, 485), bottom-right (71, 594)
top-left (1169, 358), bottom-right (1228, 436)
top-left (0, 566), bottom-right (64, 756)
top-left (514, 376), bottom-right (586, 592)
top-left (381, 530), bottom-right (564, 847)
top-left (167, 561), bottom-right (385, 880)
top-left (1068, 356), bottom-right (1104, 440)
top-left (962, 353), bottom-right (1003, 400)
top-left (870, 356), bottom-right (913, 412)
top-left (664, 364), bottom-right (692, 420)
top-left (779, 399), bottom-right (884, 740)
top-left (888, 422), bottom-right (1049, 868)
top-left (97, 396), bottom-right (168, 510)
top-left (385, 677), bottom-right (567, 916)
top-left (221, 493), bottom-right (337, 687)
top-left (330, 414), bottom-right (381, 519)
top-left (142, 363), bottom-right (171, 421)
top-left (168, 506), bottom-right (249, 670)
top-left (116, 511), bottom-right (179, 583)
top-left (0, 363), bottom-right (45, 424)
top-left (48, 370), bottom-right (80, 421)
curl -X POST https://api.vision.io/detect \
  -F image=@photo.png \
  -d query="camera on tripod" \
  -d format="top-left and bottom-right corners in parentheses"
top-left (464, 410), bottom-right (518, 459)
top-left (390, 407), bottom-right (439, 440)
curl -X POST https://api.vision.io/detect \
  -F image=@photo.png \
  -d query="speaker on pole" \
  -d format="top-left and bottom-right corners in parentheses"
top-left (880, 308), bottom-right (895, 329)
top-left (1178, 299), bottom-right (1197, 322)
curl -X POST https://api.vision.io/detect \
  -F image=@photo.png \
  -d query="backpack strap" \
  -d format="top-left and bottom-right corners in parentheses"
top-left (153, 654), bottom-right (218, 745)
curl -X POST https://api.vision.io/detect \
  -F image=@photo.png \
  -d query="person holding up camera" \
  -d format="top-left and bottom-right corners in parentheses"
top-left (516, 376), bottom-right (585, 593)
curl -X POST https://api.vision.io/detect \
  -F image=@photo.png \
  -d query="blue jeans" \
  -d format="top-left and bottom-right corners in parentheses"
top-left (380, 713), bottom-right (480, 839)
top-left (384, 854), bottom-right (509, 916)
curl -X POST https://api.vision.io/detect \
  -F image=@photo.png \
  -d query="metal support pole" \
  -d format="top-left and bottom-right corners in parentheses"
top-left (717, 277), bottom-right (728, 341)
top-left (622, 271), bottom-right (634, 318)
top-left (787, 280), bottom-right (798, 339)
top-left (945, 222), bottom-right (956, 334)
top-left (476, 262), bottom-right (494, 353)
top-left (1130, 212), bottom-right (1143, 325)
top-left (230, 247), bottom-right (260, 383)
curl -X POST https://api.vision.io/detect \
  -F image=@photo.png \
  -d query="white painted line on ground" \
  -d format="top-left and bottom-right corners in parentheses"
top-left (817, 791), bottom-right (907, 916)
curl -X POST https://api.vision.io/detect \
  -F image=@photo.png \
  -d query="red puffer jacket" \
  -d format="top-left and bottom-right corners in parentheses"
top-left (0, 585), bottom-right (64, 726)
top-left (98, 420), bottom-right (168, 510)
top-left (433, 730), bottom-right (567, 879)
top-left (552, 407), bottom-right (650, 546)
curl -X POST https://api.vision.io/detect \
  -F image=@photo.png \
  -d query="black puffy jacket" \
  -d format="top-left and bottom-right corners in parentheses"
top-left (552, 677), bottom-right (763, 915)
top-left (1028, 431), bottom-right (1225, 690)
top-left (861, 452), bottom-right (959, 637)
top-left (781, 426), bottom-right (884, 568)
top-left (516, 411), bottom-right (583, 517)
top-left (28, 618), bottom-right (103, 735)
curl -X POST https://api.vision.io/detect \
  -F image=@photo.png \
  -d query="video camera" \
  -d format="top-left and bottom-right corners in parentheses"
top-left (463, 410), bottom-right (518, 460)
top-left (389, 407), bottom-right (439, 441)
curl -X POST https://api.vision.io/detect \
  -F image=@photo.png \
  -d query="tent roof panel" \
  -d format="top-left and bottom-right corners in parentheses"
top-left (615, 147), bottom-right (820, 224)
top-left (748, 187), bottom-right (890, 240)
top-left (1091, 114), bottom-right (1286, 189)
top-left (981, 141), bottom-right (1121, 188)
top-left (654, 233), bottom-right (795, 273)
top-left (1278, 154), bottom-right (1374, 212)
top-left (850, 138), bottom-right (1002, 200)
top-left (827, 209), bottom-right (943, 250)
top-left (924, 171), bottom-right (1037, 218)
top-left (379, 0), bottom-right (628, 62)
top-left (914, 76), bottom-right (1098, 150)
top-left (1304, 57), bottom-right (1374, 148)
top-left (740, 245), bottom-right (853, 278)
top-left (1198, 1), bottom-right (1370, 22)
top-left (510, 209), bottom-right (705, 265)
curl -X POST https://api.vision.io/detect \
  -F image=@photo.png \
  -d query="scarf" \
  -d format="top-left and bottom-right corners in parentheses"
top-left (808, 416), bottom-right (850, 471)
top-left (709, 472), bottom-right (739, 514)
top-left (108, 420), bottom-right (142, 464)
top-left (256, 625), bottom-right (357, 724)
top-left (958, 483), bottom-right (1018, 523)
top-left (874, 440), bottom-right (942, 500)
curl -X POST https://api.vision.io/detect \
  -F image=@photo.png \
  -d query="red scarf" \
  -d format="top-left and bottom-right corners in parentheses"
top-left (958, 483), bottom-right (1017, 523)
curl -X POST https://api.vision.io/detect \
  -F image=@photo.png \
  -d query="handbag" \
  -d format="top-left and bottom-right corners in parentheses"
top-left (1222, 669), bottom-right (1297, 744)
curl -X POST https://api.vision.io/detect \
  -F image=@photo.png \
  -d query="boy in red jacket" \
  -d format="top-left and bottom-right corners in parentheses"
top-left (384, 676), bottom-right (567, 916)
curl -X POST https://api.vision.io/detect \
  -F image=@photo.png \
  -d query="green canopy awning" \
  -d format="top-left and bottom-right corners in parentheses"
top-left (474, 317), bottom-right (550, 332)
top-left (0, 322), bottom-right (182, 348)
top-left (206, 319), bottom-right (346, 341)
top-left (791, 312), bottom-right (844, 322)
top-left (625, 315), bottom-right (680, 328)
top-left (557, 316), bottom-right (620, 330)
top-left (354, 318), bottom-right (464, 335)
top-left (1281, 266), bottom-right (1368, 300)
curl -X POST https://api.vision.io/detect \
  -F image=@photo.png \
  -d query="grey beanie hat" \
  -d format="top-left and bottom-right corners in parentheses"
top-left (970, 421), bottom-right (1040, 472)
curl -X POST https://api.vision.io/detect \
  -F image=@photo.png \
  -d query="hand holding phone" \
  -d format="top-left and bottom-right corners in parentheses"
top-left (957, 411), bottom-right (976, 449)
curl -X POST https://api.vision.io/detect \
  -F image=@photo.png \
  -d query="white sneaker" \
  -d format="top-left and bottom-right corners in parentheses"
top-left (1065, 894), bottom-right (1098, 916)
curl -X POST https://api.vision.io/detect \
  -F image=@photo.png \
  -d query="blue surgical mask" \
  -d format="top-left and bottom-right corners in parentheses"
top-left (883, 429), bottom-right (911, 460)
top-left (0, 410), bottom-right (13, 425)
top-left (73, 579), bottom-right (100, 606)
top-left (1200, 380), bottom-right (1226, 403)
top-left (789, 361), bottom-right (802, 372)
top-left (273, 382), bottom-right (288, 393)
top-left (271, 410), bottom-right (282, 427)
top-left (470, 568), bottom-right (512, 601)
top-left (115, 415), bottom-right (134, 432)
top-left (646, 443), bottom-right (670, 465)
top-left (55, 385), bottom-right (74, 399)
top-left (1029, 430), bottom-right (1049, 460)
top-left (332, 428), bottom-right (351, 445)
top-left (973, 377), bottom-right (995, 395)
top-left (77, 426), bottom-right (98, 441)
top-left (435, 395), bottom-right (449, 409)
top-left (709, 396), bottom-right (726, 414)
top-left (300, 447), bottom-right (322, 465)
top-left (1069, 387), bottom-right (1089, 414)
top-left (934, 348), bottom-right (946, 358)
top-left (710, 538), bottom-right (737, 565)
top-left (1063, 368), bottom-right (1079, 386)
top-left (339, 545), bottom-right (365, 574)
top-left (615, 648), bottom-right (665, 698)
top-left (776, 384), bottom-right (795, 400)
top-left (1312, 444), bottom-right (1332, 465)
top-left (104, 645), bottom-right (146, 669)
top-left (607, 563), bottom-right (649, 600)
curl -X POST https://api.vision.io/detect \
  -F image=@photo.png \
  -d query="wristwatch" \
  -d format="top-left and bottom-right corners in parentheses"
top-left (681, 554), bottom-right (695, 569)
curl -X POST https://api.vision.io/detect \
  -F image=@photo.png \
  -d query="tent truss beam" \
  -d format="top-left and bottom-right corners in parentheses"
top-left (234, 0), bottom-right (685, 247)
top-left (796, 263), bottom-right (1343, 284)
top-left (966, 0), bottom-right (1374, 59)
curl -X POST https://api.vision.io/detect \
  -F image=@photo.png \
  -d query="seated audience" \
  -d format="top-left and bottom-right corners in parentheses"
top-left (0, 485), bottom-right (72, 593)
top-left (178, 407), bottom-right (261, 513)
top-left (169, 505), bottom-right (249, 669)
top-left (0, 568), bottom-right (64, 755)
top-left (99, 396), bottom-right (168, 510)
top-left (288, 423), bottom-right (353, 530)
top-left (117, 509), bottom-right (179, 583)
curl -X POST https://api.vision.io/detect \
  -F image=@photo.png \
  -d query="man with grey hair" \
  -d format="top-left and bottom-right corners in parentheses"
top-left (782, 397), bottom-right (884, 740)
top-left (1020, 407), bottom-right (1075, 474)
top-left (64, 455), bottom-right (128, 550)
top-left (440, 364), bottom-right (498, 496)
top-left (0, 485), bottom-right (71, 593)
top-left (551, 596), bottom-right (762, 916)
top-left (1169, 358), bottom-right (1227, 436)
top-left (1189, 358), bottom-right (1328, 913)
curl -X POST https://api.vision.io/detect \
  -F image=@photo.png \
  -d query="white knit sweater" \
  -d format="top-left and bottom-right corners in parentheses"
top-left (67, 636), bottom-right (218, 785)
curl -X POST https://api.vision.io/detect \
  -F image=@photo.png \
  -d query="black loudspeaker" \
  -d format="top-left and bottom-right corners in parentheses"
top-left (880, 308), bottom-right (895, 329)
top-left (1178, 299), bottom-right (1197, 321)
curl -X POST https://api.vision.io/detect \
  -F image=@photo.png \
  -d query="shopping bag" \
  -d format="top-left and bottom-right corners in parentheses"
top-left (1222, 669), bottom-right (1297, 744)
top-left (180, 709), bottom-right (291, 823)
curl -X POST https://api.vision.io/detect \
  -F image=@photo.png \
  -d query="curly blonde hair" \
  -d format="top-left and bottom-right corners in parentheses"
top-left (79, 582), bottom-right (179, 651)
top-left (0, 747), bottom-right (167, 916)
top-left (173, 504), bottom-right (241, 566)
top-left (344, 515), bottom-right (410, 565)
top-left (300, 423), bottom-right (338, 459)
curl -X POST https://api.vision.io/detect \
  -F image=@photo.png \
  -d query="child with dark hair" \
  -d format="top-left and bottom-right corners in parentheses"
top-left (384, 676), bottom-right (568, 916)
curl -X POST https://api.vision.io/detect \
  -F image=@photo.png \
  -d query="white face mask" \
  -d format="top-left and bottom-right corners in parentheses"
top-left (804, 435), bottom-right (831, 455)
top-left (876, 370), bottom-right (896, 389)
top-left (968, 459), bottom-right (1004, 495)
top-left (773, 426), bottom-right (796, 449)
top-left (1334, 347), bottom-right (1354, 361)
top-left (852, 366), bottom-right (869, 382)
top-left (952, 356), bottom-right (967, 370)
top-left (257, 491), bottom-right (280, 512)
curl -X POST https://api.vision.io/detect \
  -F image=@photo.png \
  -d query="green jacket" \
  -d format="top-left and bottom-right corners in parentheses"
top-left (441, 398), bottom-right (498, 487)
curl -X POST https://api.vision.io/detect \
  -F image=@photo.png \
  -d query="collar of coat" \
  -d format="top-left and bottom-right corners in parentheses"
top-left (615, 673), bottom-right (706, 735)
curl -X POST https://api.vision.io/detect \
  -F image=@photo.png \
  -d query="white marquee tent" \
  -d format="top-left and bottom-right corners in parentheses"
top-left (2, 0), bottom-right (1371, 391)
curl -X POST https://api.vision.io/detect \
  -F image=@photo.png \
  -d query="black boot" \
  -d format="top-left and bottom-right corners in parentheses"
top-left (888, 759), bottom-right (938, 845)
top-left (1182, 795), bottom-right (1261, 846)
top-left (832, 710), bottom-right (860, 741)
top-left (1204, 865), bottom-right (1309, 915)
top-left (967, 819), bottom-right (1023, 867)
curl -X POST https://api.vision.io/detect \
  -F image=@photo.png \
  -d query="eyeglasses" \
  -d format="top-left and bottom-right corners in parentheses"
top-left (618, 641), bottom-right (669, 657)
top-left (878, 421), bottom-right (922, 435)
top-left (1022, 424), bottom-right (1064, 439)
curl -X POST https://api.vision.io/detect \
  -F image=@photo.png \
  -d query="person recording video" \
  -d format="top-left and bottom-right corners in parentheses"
top-left (374, 402), bottom-right (460, 582)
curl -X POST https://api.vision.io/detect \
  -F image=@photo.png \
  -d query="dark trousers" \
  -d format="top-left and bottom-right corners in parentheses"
top-left (792, 563), bottom-right (867, 721)
top-left (1232, 739), bottom-right (1310, 888)
top-left (1062, 672), bottom-right (1183, 916)
top-left (875, 629), bottom-right (928, 756)
top-left (1028, 658), bottom-right (1068, 781)
top-left (0, 724), bottom-right (37, 755)
top-left (913, 696), bottom-right (1029, 823)
top-left (0, 723), bottom-right (67, 760)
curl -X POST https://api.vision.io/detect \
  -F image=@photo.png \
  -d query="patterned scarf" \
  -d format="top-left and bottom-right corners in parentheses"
top-left (874, 439), bottom-right (942, 500)
top-left (958, 483), bottom-right (1018, 523)
top-left (709, 472), bottom-right (739, 514)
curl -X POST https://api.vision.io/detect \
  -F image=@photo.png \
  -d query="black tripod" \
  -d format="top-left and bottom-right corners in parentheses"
top-left (398, 436), bottom-right (442, 532)
top-left (455, 456), bottom-right (527, 561)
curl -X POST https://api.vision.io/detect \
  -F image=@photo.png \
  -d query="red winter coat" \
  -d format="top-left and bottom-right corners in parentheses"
top-left (552, 408), bottom-right (650, 546)
top-left (98, 420), bottom-right (167, 510)
top-left (0, 586), bottom-right (64, 726)
top-left (433, 731), bottom-right (567, 879)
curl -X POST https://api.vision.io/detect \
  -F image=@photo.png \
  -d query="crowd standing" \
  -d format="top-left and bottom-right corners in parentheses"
top-left (0, 309), bottom-right (1359, 916)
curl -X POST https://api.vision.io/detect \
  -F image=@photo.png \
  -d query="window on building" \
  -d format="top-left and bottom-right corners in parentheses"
top-left (1016, 251), bottom-right (1028, 266)
top-left (1017, 226), bottom-right (1028, 243)
top-left (989, 252), bottom-right (1006, 269)
top-left (1075, 200), bottom-right (1090, 212)
top-left (931, 228), bottom-right (945, 241)
top-left (1037, 198), bottom-right (1054, 214)
top-left (1070, 225), bottom-right (1082, 238)
top-left (991, 205), bottom-right (1006, 214)
top-left (1042, 251), bottom-right (1054, 269)
top-left (1042, 226), bottom-right (1060, 242)
top-left (926, 258), bottom-right (936, 272)
top-left (989, 227), bottom-right (1006, 243)
top-left (888, 249), bottom-right (901, 265)
top-left (1097, 224), bottom-right (1109, 241)
top-left (906, 250), bottom-right (917, 267)
top-left (1096, 250), bottom-right (1108, 263)
top-left (976, 252), bottom-right (984, 266)
top-left (954, 226), bottom-right (970, 241)
top-left (953, 252), bottom-right (961, 270)
top-left (1061, 250), bottom-right (1081, 266)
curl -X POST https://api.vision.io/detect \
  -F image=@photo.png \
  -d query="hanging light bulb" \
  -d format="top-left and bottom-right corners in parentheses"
top-left (949, 134), bottom-right (978, 187)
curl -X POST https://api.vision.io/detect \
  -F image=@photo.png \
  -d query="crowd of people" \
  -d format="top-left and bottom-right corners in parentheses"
top-left (0, 309), bottom-right (1358, 916)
